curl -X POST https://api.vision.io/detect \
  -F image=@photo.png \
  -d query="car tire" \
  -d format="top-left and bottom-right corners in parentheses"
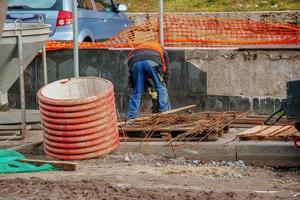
top-left (83, 37), bottom-right (93, 42)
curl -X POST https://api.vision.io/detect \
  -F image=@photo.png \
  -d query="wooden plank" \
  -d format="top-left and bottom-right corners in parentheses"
top-left (120, 120), bottom-right (225, 132)
top-left (276, 127), bottom-right (298, 138)
top-left (223, 125), bottom-right (229, 133)
top-left (236, 126), bottom-right (268, 137)
top-left (170, 133), bottom-right (219, 142)
top-left (119, 134), bottom-right (218, 142)
top-left (269, 126), bottom-right (292, 136)
top-left (133, 105), bottom-right (197, 122)
top-left (18, 159), bottom-right (77, 171)
top-left (120, 126), bottom-right (225, 132)
top-left (230, 124), bottom-right (256, 128)
top-left (160, 132), bottom-right (172, 140)
top-left (236, 125), bottom-right (300, 140)
top-left (120, 126), bottom-right (196, 132)
top-left (207, 132), bottom-right (219, 141)
top-left (259, 126), bottom-right (296, 139)
top-left (120, 137), bottom-right (168, 142)
top-left (256, 126), bottom-right (283, 138)
top-left (217, 129), bottom-right (224, 137)
top-left (162, 104), bottom-right (196, 114)
top-left (118, 104), bottom-right (196, 126)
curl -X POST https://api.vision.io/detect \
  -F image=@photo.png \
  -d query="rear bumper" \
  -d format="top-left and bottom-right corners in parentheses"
top-left (50, 30), bottom-right (73, 41)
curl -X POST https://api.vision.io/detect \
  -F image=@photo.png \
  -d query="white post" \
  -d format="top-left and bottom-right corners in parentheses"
top-left (159, 0), bottom-right (164, 46)
top-left (42, 45), bottom-right (48, 85)
top-left (18, 34), bottom-right (26, 138)
top-left (72, 0), bottom-right (79, 77)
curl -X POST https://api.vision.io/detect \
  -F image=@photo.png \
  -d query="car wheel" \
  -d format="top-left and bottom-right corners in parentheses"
top-left (83, 37), bottom-right (92, 42)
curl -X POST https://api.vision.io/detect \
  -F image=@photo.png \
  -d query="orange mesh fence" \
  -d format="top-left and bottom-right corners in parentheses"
top-left (46, 14), bottom-right (300, 50)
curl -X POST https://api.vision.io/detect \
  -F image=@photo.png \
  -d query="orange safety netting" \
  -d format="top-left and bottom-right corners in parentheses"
top-left (46, 14), bottom-right (300, 50)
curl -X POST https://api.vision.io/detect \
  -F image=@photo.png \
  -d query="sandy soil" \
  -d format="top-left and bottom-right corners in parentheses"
top-left (0, 152), bottom-right (299, 200)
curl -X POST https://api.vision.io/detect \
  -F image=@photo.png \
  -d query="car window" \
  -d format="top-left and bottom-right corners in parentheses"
top-left (94, 0), bottom-right (112, 12)
top-left (78, 0), bottom-right (93, 10)
top-left (8, 0), bottom-right (62, 10)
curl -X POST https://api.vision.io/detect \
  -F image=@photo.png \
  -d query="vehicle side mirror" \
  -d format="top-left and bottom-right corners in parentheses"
top-left (117, 3), bottom-right (128, 12)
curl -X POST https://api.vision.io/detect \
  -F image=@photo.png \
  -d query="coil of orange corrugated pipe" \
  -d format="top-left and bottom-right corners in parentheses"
top-left (37, 77), bottom-right (119, 160)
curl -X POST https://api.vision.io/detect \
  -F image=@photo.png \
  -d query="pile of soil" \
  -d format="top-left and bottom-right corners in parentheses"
top-left (0, 177), bottom-right (244, 200)
top-left (0, 153), bottom-right (299, 200)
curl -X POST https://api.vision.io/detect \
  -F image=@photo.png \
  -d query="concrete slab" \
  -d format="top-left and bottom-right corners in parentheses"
top-left (0, 109), bottom-right (40, 124)
top-left (117, 142), bottom-right (237, 161)
top-left (9, 129), bottom-right (300, 167)
top-left (117, 132), bottom-right (300, 166)
top-left (235, 140), bottom-right (300, 166)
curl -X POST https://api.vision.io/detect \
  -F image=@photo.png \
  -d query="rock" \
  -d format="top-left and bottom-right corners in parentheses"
top-left (293, 193), bottom-right (300, 198)
top-left (220, 161), bottom-right (227, 166)
top-left (124, 154), bottom-right (130, 162)
top-left (237, 160), bottom-right (246, 167)
top-left (155, 162), bottom-right (162, 167)
top-left (170, 157), bottom-right (187, 165)
top-left (192, 160), bottom-right (199, 165)
top-left (228, 161), bottom-right (234, 167)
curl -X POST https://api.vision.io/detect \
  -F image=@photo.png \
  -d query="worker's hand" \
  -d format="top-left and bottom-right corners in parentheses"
top-left (148, 88), bottom-right (158, 99)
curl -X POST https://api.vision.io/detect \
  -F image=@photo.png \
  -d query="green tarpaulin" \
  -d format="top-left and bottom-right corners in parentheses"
top-left (0, 149), bottom-right (57, 174)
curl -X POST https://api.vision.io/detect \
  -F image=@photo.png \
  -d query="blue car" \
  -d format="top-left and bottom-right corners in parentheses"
top-left (6, 0), bottom-right (132, 42)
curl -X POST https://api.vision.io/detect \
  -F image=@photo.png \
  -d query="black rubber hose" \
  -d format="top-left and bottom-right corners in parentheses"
top-left (264, 105), bottom-right (285, 125)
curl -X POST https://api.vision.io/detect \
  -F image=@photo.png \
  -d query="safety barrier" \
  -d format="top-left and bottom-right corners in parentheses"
top-left (46, 14), bottom-right (300, 50)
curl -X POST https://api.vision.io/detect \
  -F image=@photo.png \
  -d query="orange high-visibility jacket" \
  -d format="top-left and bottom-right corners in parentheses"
top-left (128, 42), bottom-right (168, 73)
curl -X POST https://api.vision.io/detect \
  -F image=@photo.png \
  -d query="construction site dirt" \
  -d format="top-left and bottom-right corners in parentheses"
top-left (0, 152), bottom-right (299, 200)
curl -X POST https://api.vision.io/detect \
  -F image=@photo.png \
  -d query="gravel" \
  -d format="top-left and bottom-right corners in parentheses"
top-left (118, 153), bottom-right (250, 171)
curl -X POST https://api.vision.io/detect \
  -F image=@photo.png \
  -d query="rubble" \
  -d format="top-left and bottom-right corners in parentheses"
top-left (118, 152), bottom-right (249, 169)
top-left (110, 152), bottom-right (252, 179)
top-left (123, 154), bottom-right (130, 162)
top-left (208, 160), bottom-right (248, 169)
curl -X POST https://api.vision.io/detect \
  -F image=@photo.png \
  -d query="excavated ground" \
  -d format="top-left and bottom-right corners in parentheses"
top-left (0, 152), bottom-right (300, 200)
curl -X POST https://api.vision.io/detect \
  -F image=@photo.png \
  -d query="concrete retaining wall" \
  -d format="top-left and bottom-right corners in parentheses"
top-left (5, 11), bottom-right (300, 114)
top-left (186, 50), bottom-right (300, 97)
top-left (7, 48), bottom-right (300, 115)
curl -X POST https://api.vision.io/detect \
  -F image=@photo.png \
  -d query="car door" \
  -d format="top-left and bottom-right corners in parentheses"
top-left (77, 0), bottom-right (100, 41)
top-left (105, 0), bottom-right (131, 35)
top-left (93, 0), bottom-right (130, 40)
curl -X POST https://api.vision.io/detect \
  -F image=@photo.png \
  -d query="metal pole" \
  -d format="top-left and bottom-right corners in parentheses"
top-left (42, 45), bottom-right (48, 85)
top-left (17, 34), bottom-right (26, 138)
top-left (159, 0), bottom-right (164, 46)
top-left (72, 0), bottom-right (79, 77)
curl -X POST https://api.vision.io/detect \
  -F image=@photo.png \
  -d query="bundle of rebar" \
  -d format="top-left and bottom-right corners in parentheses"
top-left (120, 112), bottom-right (240, 145)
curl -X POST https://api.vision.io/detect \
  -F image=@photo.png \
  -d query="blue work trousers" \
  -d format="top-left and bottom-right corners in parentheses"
top-left (126, 60), bottom-right (171, 119)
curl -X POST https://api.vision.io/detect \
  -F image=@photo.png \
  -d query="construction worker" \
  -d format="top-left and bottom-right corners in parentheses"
top-left (126, 42), bottom-right (171, 119)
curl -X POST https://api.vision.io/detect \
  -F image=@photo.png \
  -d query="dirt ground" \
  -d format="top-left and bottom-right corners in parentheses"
top-left (0, 152), bottom-right (299, 200)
